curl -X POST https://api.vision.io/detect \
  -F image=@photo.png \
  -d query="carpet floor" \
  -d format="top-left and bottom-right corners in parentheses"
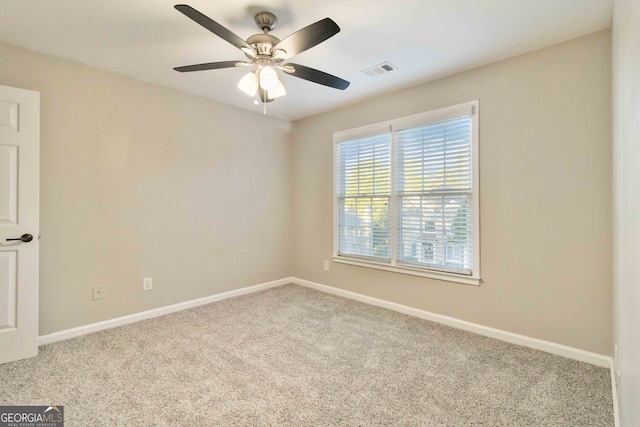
top-left (0, 284), bottom-right (613, 426)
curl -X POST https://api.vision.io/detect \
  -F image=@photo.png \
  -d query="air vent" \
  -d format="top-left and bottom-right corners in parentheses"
top-left (362, 62), bottom-right (398, 77)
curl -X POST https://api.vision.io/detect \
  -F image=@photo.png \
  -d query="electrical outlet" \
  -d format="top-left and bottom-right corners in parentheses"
top-left (92, 285), bottom-right (104, 300)
top-left (323, 260), bottom-right (330, 271)
top-left (143, 277), bottom-right (153, 291)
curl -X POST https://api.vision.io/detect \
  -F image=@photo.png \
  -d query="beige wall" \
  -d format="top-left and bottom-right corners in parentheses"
top-left (291, 30), bottom-right (612, 355)
top-left (0, 30), bottom-right (613, 356)
top-left (613, 0), bottom-right (640, 423)
top-left (0, 42), bottom-right (292, 336)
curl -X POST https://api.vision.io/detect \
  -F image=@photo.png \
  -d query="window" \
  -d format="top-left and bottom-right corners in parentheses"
top-left (336, 133), bottom-right (391, 259)
top-left (334, 101), bottom-right (480, 285)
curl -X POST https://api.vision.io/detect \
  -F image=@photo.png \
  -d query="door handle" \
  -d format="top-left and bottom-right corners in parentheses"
top-left (6, 234), bottom-right (34, 243)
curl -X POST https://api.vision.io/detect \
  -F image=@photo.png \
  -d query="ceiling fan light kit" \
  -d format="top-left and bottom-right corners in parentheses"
top-left (259, 65), bottom-right (279, 90)
top-left (237, 69), bottom-right (286, 99)
top-left (269, 80), bottom-right (286, 98)
top-left (173, 4), bottom-right (350, 112)
top-left (237, 72), bottom-right (258, 96)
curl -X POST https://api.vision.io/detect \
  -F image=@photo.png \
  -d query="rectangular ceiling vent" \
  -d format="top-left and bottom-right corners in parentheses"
top-left (362, 62), bottom-right (398, 77)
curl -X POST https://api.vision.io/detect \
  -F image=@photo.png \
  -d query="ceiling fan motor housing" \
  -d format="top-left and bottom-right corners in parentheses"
top-left (246, 33), bottom-right (281, 57)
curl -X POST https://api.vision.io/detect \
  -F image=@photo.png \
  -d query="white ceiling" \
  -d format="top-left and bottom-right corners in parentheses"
top-left (0, 0), bottom-right (612, 121)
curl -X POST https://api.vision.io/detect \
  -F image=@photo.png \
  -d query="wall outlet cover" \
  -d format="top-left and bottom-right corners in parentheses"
top-left (92, 285), bottom-right (104, 300)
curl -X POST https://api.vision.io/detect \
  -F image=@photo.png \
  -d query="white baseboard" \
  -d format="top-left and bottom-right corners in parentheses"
top-left (290, 277), bottom-right (612, 368)
top-left (38, 278), bottom-right (290, 346)
top-left (40, 275), bottom-right (612, 370)
top-left (610, 358), bottom-right (620, 427)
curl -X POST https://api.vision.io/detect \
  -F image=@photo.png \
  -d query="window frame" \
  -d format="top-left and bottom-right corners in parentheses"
top-left (332, 100), bottom-right (481, 286)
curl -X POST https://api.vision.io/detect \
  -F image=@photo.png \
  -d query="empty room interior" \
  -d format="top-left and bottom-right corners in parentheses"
top-left (0, 0), bottom-right (638, 425)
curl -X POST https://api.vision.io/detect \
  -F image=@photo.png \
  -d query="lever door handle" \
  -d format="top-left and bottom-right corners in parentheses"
top-left (6, 234), bottom-right (34, 243)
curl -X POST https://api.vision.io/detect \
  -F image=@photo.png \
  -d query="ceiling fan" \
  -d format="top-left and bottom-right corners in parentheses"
top-left (173, 5), bottom-right (350, 105)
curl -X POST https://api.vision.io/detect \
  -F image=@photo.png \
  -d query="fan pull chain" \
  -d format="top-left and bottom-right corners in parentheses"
top-left (263, 88), bottom-right (267, 115)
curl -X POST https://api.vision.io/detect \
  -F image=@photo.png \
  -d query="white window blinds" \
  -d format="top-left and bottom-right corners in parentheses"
top-left (334, 101), bottom-right (478, 281)
top-left (396, 115), bottom-right (473, 273)
top-left (336, 134), bottom-right (391, 259)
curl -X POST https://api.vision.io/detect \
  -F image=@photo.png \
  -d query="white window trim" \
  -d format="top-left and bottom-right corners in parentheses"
top-left (332, 100), bottom-right (481, 286)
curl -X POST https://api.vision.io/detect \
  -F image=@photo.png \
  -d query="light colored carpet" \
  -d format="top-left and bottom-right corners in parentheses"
top-left (0, 284), bottom-right (613, 426)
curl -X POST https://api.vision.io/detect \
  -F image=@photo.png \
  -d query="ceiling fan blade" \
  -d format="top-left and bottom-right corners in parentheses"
top-left (273, 18), bottom-right (340, 59)
top-left (174, 5), bottom-right (251, 51)
top-left (285, 63), bottom-right (350, 90)
top-left (174, 61), bottom-right (245, 72)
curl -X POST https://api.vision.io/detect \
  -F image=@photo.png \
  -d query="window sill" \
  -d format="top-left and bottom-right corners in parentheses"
top-left (332, 256), bottom-right (481, 286)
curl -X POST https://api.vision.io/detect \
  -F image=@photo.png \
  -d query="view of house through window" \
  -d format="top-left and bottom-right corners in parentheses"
top-left (335, 102), bottom-right (479, 279)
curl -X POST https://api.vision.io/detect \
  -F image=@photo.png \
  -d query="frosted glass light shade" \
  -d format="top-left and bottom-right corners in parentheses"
top-left (259, 66), bottom-right (279, 91)
top-left (237, 72), bottom-right (257, 96)
top-left (268, 80), bottom-right (286, 98)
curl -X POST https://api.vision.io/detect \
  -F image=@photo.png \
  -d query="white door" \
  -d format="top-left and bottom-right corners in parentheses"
top-left (0, 85), bottom-right (39, 364)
